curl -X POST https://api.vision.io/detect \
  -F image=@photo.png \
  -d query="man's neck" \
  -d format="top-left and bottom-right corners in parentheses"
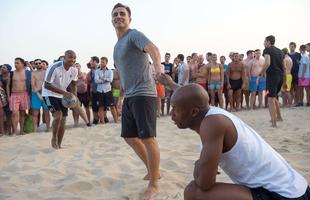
top-left (190, 109), bottom-right (210, 133)
top-left (15, 68), bottom-right (24, 72)
top-left (290, 51), bottom-right (296, 54)
top-left (116, 27), bottom-right (130, 39)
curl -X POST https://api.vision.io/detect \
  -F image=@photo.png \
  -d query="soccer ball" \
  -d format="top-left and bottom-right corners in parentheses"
top-left (61, 94), bottom-right (78, 108)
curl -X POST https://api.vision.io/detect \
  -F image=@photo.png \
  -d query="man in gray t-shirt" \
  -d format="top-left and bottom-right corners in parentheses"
top-left (112, 3), bottom-right (162, 199)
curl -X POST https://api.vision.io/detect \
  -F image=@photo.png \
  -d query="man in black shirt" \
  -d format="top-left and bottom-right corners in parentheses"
top-left (161, 53), bottom-right (174, 115)
top-left (288, 42), bottom-right (302, 105)
top-left (260, 35), bottom-right (286, 127)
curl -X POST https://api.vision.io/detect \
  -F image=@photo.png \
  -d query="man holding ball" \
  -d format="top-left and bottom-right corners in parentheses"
top-left (42, 50), bottom-right (78, 149)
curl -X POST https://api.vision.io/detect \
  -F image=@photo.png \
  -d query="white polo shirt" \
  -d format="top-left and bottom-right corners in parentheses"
top-left (42, 61), bottom-right (78, 98)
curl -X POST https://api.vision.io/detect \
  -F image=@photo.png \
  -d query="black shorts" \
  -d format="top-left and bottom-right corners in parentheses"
top-left (229, 79), bottom-right (243, 92)
top-left (266, 75), bottom-right (283, 97)
top-left (251, 187), bottom-right (310, 200)
top-left (121, 96), bottom-right (157, 139)
top-left (91, 92), bottom-right (99, 112)
top-left (77, 92), bottom-right (90, 107)
top-left (98, 91), bottom-right (115, 111)
top-left (43, 96), bottom-right (68, 117)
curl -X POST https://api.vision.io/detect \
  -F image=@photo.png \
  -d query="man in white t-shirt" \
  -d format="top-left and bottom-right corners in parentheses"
top-left (177, 54), bottom-right (189, 86)
top-left (42, 50), bottom-right (78, 149)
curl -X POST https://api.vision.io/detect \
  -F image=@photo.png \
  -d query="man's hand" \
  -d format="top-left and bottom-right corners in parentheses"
top-left (157, 73), bottom-right (173, 86)
top-left (64, 92), bottom-right (73, 100)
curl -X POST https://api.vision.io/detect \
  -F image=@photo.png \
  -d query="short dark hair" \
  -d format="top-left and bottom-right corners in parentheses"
top-left (15, 57), bottom-right (26, 66)
top-left (91, 56), bottom-right (99, 64)
top-left (100, 57), bottom-right (108, 63)
top-left (34, 58), bottom-right (41, 63)
top-left (306, 43), bottom-right (310, 46)
top-left (177, 54), bottom-right (184, 61)
top-left (220, 56), bottom-right (226, 59)
top-left (300, 45), bottom-right (306, 51)
top-left (255, 49), bottom-right (261, 52)
top-left (207, 52), bottom-right (212, 57)
top-left (165, 53), bottom-right (171, 56)
top-left (112, 3), bottom-right (131, 17)
top-left (246, 50), bottom-right (254, 56)
top-left (289, 42), bottom-right (296, 47)
top-left (191, 52), bottom-right (198, 57)
top-left (265, 35), bottom-right (275, 45)
top-left (282, 48), bottom-right (289, 55)
top-left (42, 60), bottom-right (49, 66)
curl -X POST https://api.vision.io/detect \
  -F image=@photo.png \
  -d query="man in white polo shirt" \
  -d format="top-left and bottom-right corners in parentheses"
top-left (42, 50), bottom-right (78, 149)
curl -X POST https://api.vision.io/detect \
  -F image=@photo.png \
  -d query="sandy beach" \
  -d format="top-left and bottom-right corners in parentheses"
top-left (0, 106), bottom-right (309, 200)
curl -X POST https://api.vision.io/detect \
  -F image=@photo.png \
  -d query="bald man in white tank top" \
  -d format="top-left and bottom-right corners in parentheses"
top-left (157, 74), bottom-right (309, 200)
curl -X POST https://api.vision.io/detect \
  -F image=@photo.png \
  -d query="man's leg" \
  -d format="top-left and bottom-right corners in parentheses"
top-left (19, 110), bottom-right (26, 134)
top-left (244, 90), bottom-right (250, 109)
top-left (235, 89), bottom-right (242, 111)
top-left (210, 90), bottom-right (215, 106)
top-left (306, 86), bottom-right (310, 105)
top-left (184, 181), bottom-right (252, 200)
top-left (43, 109), bottom-right (50, 131)
top-left (11, 110), bottom-right (19, 134)
top-left (85, 106), bottom-right (91, 123)
top-left (51, 111), bottom-right (62, 149)
top-left (250, 92), bottom-right (256, 109)
top-left (268, 97), bottom-right (277, 127)
top-left (141, 137), bottom-right (160, 200)
top-left (72, 109), bottom-right (79, 126)
top-left (32, 109), bottom-right (39, 132)
top-left (275, 98), bottom-right (283, 121)
top-left (218, 90), bottom-right (224, 108)
top-left (228, 90), bottom-right (233, 112)
top-left (110, 106), bottom-right (118, 123)
top-left (258, 91), bottom-right (263, 109)
top-left (124, 137), bottom-right (149, 174)
top-left (57, 117), bottom-right (66, 148)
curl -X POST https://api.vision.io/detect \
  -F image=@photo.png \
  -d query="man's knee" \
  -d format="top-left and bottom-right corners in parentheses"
top-left (184, 181), bottom-right (200, 200)
top-left (52, 111), bottom-right (63, 120)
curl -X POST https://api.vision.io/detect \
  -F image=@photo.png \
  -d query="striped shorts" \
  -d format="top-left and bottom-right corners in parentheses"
top-left (9, 92), bottom-right (30, 112)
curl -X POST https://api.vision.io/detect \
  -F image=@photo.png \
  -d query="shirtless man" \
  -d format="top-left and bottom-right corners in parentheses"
top-left (189, 53), bottom-right (199, 83)
top-left (227, 53), bottom-right (245, 112)
top-left (0, 64), bottom-right (12, 135)
top-left (192, 55), bottom-right (208, 90)
top-left (161, 53), bottom-right (174, 115)
top-left (249, 49), bottom-right (266, 109)
top-left (282, 48), bottom-right (293, 107)
top-left (208, 54), bottom-right (224, 107)
top-left (31, 59), bottom-right (50, 132)
top-left (242, 50), bottom-right (254, 109)
top-left (112, 68), bottom-right (122, 116)
top-left (156, 77), bottom-right (310, 200)
top-left (220, 56), bottom-right (229, 110)
top-left (74, 63), bottom-right (91, 126)
top-left (7, 58), bottom-right (31, 135)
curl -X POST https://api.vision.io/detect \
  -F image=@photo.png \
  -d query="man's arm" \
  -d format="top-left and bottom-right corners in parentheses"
top-left (261, 54), bottom-right (270, 75)
top-left (6, 74), bottom-right (10, 97)
top-left (144, 42), bottom-right (162, 75)
top-left (44, 82), bottom-right (71, 99)
top-left (157, 73), bottom-right (180, 91)
top-left (195, 117), bottom-right (225, 191)
top-left (94, 70), bottom-right (104, 84)
top-left (70, 81), bottom-right (77, 97)
top-left (226, 65), bottom-right (231, 88)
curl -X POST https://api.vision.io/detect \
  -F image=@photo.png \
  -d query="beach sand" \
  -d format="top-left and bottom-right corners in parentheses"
top-left (0, 107), bottom-right (309, 200)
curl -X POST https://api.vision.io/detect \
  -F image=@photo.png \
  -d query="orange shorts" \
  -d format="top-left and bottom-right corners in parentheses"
top-left (156, 83), bottom-right (165, 98)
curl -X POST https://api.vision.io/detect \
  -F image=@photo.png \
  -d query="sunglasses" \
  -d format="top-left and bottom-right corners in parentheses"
top-left (35, 62), bottom-right (41, 65)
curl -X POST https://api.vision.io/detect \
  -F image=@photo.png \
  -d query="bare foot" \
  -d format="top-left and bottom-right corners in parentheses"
top-left (140, 184), bottom-right (159, 200)
top-left (143, 173), bottom-right (161, 180)
top-left (51, 138), bottom-right (58, 149)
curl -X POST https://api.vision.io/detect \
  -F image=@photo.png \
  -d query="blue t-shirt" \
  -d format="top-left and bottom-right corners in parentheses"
top-left (298, 53), bottom-right (310, 78)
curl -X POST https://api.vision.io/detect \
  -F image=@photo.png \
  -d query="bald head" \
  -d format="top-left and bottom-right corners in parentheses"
top-left (64, 50), bottom-right (76, 68)
top-left (65, 50), bottom-right (76, 57)
top-left (170, 84), bottom-right (209, 129)
top-left (172, 84), bottom-right (209, 110)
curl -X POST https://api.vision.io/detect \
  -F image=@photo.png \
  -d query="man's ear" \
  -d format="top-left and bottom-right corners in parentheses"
top-left (191, 107), bottom-right (200, 117)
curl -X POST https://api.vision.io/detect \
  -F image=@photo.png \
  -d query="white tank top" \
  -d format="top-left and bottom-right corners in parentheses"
top-left (205, 107), bottom-right (308, 198)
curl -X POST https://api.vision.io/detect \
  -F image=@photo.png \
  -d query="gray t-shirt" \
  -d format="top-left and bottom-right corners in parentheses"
top-left (113, 29), bottom-right (157, 98)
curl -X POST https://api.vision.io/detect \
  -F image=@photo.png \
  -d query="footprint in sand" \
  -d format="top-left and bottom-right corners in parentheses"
top-left (63, 181), bottom-right (94, 192)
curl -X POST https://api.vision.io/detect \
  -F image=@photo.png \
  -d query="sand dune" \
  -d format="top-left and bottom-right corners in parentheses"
top-left (0, 107), bottom-right (309, 200)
